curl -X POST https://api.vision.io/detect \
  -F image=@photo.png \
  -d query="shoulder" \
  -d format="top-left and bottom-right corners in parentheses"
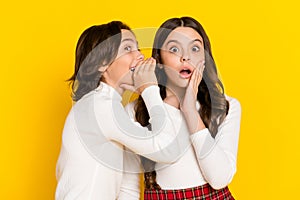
top-left (216, 95), bottom-right (242, 134)
top-left (223, 95), bottom-right (242, 123)
top-left (225, 95), bottom-right (241, 114)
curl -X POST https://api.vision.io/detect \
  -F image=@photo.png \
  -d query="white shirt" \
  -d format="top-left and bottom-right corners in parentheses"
top-left (123, 95), bottom-right (241, 193)
top-left (55, 82), bottom-right (182, 200)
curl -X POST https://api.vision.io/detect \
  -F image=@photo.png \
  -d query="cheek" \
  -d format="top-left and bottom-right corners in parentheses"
top-left (190, 53), bottom-right (205, 66)
top-left (164, 66), bottom-right (179, 79)
top-left (120, 54), bottom-right (134, 66)
top-left (161, 53), bottom-right (179, 69)
top-left (114, 55), bottom-right (132, 75)
top-left (119, 60), bottom-right (135, 83)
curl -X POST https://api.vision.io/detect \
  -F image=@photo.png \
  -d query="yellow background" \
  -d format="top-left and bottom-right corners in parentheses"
top-left (1, 0), bottom-right (299, 199)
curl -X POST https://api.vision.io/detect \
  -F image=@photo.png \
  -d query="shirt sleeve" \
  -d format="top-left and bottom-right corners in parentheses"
top-left (93, 85), bottom-right (181, 163)
top-left (190, 97), bottom-right (242, 189)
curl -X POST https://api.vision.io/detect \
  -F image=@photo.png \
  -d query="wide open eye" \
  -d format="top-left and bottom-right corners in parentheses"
top-left (191, 46), bottom-right (200, 52)
top-left (124, 46), bottom-right (132, 51)
top-left (169, 46), bottom-right (179, 53)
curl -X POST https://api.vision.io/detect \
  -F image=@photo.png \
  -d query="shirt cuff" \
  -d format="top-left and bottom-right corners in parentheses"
top-left (141, 85), bottom-right (163, 110)
top-left (190, 128), bottom-right (216, 159)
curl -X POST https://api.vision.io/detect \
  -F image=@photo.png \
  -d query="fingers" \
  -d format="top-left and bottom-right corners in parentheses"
top-left (133, 58), bottom-right (149, 73)
top-left (194, 59), bottom-right (205, 81)
top-left (131, 57), bottom-right (158, 94)
top-left (199, 60), bottom-right (205, 75)
top-left (149, 58), bottom-right (156, 71)
top-left (195, 60), bottom-right (205, 72)
top-left (142, 58), bottom-right (155, 73)
top-left (189, 66), bottom-right (197, 86)
top-left (188, 60), bottom-right (205, 92)
top-left (133, 57), bottom-right (156, 75)
top-left (141, 58), bottom-right (152, 73)
top-left (189, 68), bottom-right (200, 92)
top-left (193, 68), bottom-right (202, 91)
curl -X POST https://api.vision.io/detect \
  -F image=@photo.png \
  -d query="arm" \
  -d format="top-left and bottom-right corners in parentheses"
top-left (190, 98), bottom-right (241, 189)
top-left (93, 85), bottom-right (181, 163)
top-left (181, 63), bottom-right (241, 189)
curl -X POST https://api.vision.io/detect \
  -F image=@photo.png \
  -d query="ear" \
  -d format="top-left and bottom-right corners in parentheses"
top-left (98, 65), bottom-right (110, 83)
top-left (98, 65), bottom-right (109, 73)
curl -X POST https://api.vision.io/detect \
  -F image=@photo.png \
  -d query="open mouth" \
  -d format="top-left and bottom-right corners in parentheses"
top-left (179, 68), bottom-right (192, 78)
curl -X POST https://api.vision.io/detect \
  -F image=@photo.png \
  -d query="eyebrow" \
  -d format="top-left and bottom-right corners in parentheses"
top-left (121, 38), bottom-right (136, 43)
top-left (166, 38), bottom-right (203, 45)
top-left (166, 40), bottom-right (180, 46)
top-left (121, 38), bottom-right (139, 48)
top-left (193, 39), bottom-right (203, 44)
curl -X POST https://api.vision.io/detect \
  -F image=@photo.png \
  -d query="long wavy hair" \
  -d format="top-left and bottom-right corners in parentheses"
top-left (68, 21), bottom-right (131, 101)
top-left (135, 17), bottom-right (229, 190)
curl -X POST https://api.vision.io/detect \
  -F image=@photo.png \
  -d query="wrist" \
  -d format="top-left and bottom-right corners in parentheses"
top-left (183, 111), bottom-right (206, 134)
top-left (181, 108), bottom-right (198, 117)
top-left (137, 82), bottom-right (157, 94)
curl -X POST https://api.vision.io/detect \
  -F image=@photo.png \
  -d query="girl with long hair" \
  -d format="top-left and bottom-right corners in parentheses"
top-left (56, 21), bottom-right (182, 199)
top-left (125, 17), bottom-right (241, 199)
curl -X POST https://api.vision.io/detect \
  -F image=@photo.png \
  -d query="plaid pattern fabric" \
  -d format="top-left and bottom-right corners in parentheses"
top-left (144, 184), bottom-right (234, 200)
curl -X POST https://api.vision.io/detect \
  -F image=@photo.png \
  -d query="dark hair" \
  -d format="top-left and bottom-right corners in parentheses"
top-left (68, 21), bottom-right (131, 101)
top-left (135, 17), bottom-right (229, 189)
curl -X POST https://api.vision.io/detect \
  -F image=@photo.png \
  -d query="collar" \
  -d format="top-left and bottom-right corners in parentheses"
top-left (95, 82), bottom-right (122, 101)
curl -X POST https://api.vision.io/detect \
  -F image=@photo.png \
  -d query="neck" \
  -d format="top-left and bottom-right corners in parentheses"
top-left (115, 86), bottom-right (125, 96)
top-left (164, 82), bottom-right (186, 109)
top-left (102, 80), bottom-right (124, 96)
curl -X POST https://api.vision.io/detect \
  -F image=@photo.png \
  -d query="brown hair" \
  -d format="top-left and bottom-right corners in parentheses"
top-left (135, 17), bottom-right (229, 189)
top-left (68, 21), bottom-right (131, 101)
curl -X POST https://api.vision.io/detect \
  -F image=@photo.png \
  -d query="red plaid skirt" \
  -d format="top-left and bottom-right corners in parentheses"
top-left (144, 184), bottom-right (234, 200)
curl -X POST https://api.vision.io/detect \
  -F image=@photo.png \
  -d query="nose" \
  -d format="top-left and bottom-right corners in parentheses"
top-left (180, 50), bottom-right (190, 62)
top-left (180, 56), bottom-right (190, 62)
top-left (131, 50), bottom-right (144, 69)
top-left (136, 50), bottom-right (144, 61)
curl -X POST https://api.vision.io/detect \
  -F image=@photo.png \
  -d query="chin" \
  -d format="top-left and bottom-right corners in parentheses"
top-left (117, 76), bottom-right (133, 85)
top-left (119, 81), bottom-right (133, 87)
top-left (176, 79), bottom-right (189, 88)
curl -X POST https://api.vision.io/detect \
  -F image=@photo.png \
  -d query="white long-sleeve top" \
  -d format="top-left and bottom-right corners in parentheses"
top-left (122, 95), bottom-right (241, 194)
top-left (56, 82), bottom-right (182, 200)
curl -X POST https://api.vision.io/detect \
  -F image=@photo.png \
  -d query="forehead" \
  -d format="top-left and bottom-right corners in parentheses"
top-left (121, 29), bottom-right (136, 41)
top-left (165, 27), bottom-right (203, 44)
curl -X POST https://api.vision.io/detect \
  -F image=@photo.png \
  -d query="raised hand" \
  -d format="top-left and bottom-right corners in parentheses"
top-left (121, 58), bottom-right (157, 94)
top-left (181, 60), bottom-right (205, 113)
top-left (181, 60), bottom-right (206, 134)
